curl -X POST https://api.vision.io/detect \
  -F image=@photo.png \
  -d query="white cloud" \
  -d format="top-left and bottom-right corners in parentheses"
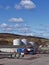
top-left (15, 24), bottom-right (21, 28)
top-left (2, 26), bottom-right (14, 32)
top-left (0, 0), bottom-right (36, 10)
top-left (9, 17), bottom-right (24, 22)
top-left (31, 26), bottom-right (49, 38)
top-left (0, 23), bottom-right (8, 28)
top-left (5, 6), bottom-right (10, 10)
top-left (0, 23), bottom-right (22, 32)
top-left (0, 23), bottom-right (14, 32)
top-left (14, 4), bottom-right (22, 9)
top-left (2, 28), bottom-right (13, 32)
top-left (6, 27), bottom-right (13, 31)
top-left (19, 26), bottom-right (30, 34)
top-left (14, 0), bottom-right (36, 9)
top-left (20, 0), bottom-right (36, 9)
top-left (25, 33), bottom-right (33, 36)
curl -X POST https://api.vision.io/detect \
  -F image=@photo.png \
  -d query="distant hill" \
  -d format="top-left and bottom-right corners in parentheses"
top-left (0, 33), bottom-right (49, 45)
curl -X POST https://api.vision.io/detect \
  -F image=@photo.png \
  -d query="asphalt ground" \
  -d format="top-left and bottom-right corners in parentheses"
top-left (0, 54), bottom-right (49, 65)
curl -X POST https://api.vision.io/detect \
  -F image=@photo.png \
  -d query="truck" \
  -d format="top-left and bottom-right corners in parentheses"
top-left (0, 45), bottom-right (26, 59)
top-left (0, 45), bottom-right (36, 59)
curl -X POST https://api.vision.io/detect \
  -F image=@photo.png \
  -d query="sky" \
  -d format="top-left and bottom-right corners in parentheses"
top-left (0, 0), bottom-right (49, 38)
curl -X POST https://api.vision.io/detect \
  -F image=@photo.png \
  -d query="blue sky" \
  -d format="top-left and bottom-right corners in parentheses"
top-left (0, 0), bottom-right (49, 38)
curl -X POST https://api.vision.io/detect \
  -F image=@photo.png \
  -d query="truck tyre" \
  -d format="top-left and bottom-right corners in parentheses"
top-left (11, 54), bottom-right (15, 58)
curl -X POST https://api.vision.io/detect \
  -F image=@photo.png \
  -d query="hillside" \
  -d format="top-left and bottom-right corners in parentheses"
top-left (0, 33), bottom-right (49, 45)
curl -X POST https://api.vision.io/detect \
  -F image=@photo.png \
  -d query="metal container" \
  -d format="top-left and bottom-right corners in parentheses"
top-left (21, 39), bottom-right (29, 45)
top-left (13, 39), bottom-right (23, 45)
top-left (29, 42), bottom-right (35, 46)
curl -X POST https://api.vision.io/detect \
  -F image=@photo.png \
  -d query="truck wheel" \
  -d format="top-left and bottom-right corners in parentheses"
top-left (11, 54), bottom-right (15, 58)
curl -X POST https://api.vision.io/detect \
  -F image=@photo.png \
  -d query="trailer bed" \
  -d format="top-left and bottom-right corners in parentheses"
top-left (0, 52), bottom-right (20, 58)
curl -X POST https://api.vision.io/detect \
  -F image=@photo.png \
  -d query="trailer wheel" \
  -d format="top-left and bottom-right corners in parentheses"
top-left (11, 54), bottom-right (15, 58)
top-left (15, 53), bottom-right (20, 59)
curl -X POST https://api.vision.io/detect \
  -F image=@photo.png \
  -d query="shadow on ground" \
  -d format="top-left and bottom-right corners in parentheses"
top-left (0, 64), bottom-right (4, 65)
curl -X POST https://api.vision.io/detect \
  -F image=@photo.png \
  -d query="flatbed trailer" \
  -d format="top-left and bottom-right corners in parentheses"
top-left (0, 52), bottom-right (21, 59)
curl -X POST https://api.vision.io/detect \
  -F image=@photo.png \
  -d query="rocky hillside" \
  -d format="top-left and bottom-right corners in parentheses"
top-left (0, 33), bottom-right (49, 45)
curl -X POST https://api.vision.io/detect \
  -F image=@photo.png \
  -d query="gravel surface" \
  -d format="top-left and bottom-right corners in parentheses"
top-left (0, 54), bottom-right (49, 65)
